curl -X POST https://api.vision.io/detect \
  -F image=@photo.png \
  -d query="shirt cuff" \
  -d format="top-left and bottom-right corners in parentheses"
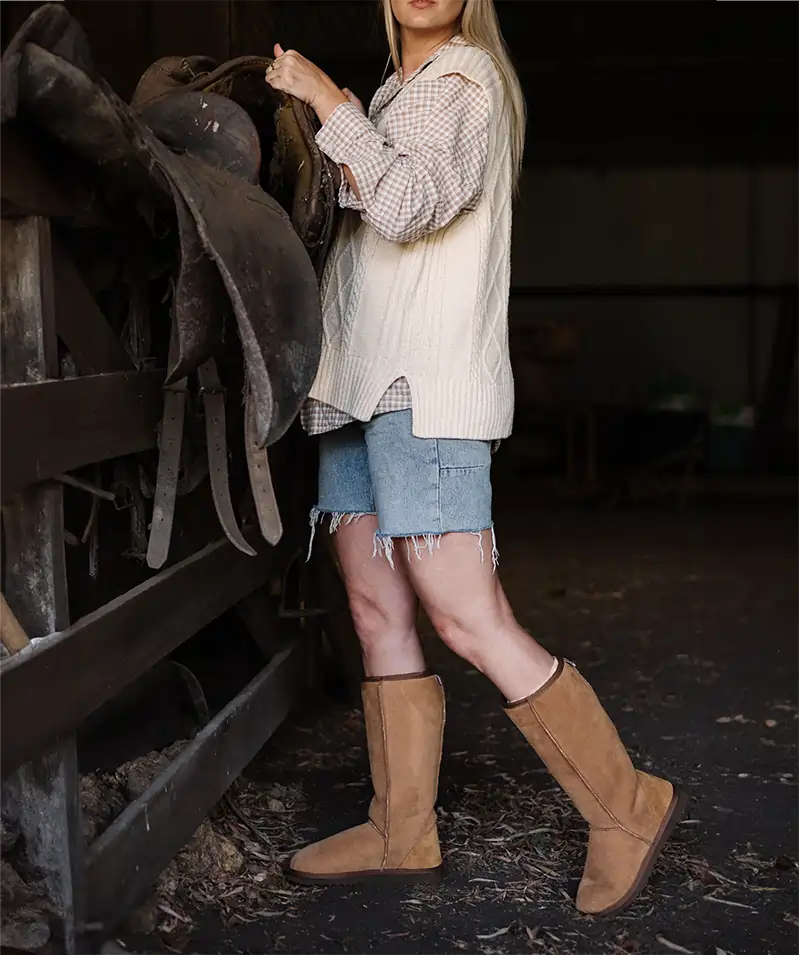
top-left (315, 101), bottom-right (379, 165)
top-left (337, 176), bottom-right (364, 212)
top-left (316, 102), bottom-right (379, 211)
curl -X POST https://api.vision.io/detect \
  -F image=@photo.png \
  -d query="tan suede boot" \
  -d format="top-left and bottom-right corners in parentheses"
top-left (287, 672), bottom-right (445, 885)
top-left (505, 659), bottom-right (688, 915)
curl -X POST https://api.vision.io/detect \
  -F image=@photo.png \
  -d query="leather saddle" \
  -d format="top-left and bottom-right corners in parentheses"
top-left (1, 5), bottom-right (340, 567)
top-left (132, 55), bottom-right (340, 279)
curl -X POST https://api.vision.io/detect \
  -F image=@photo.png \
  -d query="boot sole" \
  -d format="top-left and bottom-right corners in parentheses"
top-left (591, 785), bottom-right (690, 917)
top-left (285, 865), bottom-right (443, 887)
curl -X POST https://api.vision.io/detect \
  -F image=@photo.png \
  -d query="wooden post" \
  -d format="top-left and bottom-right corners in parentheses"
top-left (1, 217), bottom-right (86, 955)
top-left (0, 594), bottom-right (31, 655)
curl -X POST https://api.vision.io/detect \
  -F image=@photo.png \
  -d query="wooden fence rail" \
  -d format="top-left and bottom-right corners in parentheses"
top-left (1, 203), bottom-right (319, 952)
top-left (84, 639), bottom-right (308, 937)
top-left (1, 371), bottom-right (165, 501)
top-left (1, 534), bottom-right (284, 776)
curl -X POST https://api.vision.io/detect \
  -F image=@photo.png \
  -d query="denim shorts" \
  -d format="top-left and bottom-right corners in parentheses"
top-left (309, 410), bottom-right (497, 567)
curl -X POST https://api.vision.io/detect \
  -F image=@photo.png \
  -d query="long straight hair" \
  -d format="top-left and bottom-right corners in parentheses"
top-left (381, 0), bottom-right (526, 186)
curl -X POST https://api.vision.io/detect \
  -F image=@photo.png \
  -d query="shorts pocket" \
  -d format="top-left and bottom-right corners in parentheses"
top-left (437, 438), bottom-right (492, 471)
top-left (439, 463), bottom-right (493, 532)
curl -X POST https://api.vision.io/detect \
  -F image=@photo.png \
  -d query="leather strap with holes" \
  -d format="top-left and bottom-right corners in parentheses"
top-left (198, 357), bottom-right (257, 557)
top-left (147, 326), bottom-right (187, 569)
top-left (245, 390), bottom-right (283, 546)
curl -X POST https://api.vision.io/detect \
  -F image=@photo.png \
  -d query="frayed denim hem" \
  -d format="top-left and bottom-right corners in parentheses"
top-left (307, 510), bottom-right (499, 574)
top-left (373, 525), bottom-right (499, 574)
top-left (306, 507), bottom-right (375, 561)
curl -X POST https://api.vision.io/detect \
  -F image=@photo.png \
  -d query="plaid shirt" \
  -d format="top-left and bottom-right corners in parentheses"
top-left (301, 36), bottom-right (490, 437)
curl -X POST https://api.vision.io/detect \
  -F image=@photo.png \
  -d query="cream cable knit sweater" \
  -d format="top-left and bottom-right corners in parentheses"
top-left (310, 43), bottom-right (514, 440)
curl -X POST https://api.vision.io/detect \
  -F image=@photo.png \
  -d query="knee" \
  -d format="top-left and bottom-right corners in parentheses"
top-left (427, 604), bottom-right (498, 668)
top-left (348, 589), bottom-right (415, 650)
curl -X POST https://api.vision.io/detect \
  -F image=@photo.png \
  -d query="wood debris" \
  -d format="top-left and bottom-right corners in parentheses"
top-left (654, 936), bottom-right (695, 954)
top-left (477, 923), bottom-right (514, 940)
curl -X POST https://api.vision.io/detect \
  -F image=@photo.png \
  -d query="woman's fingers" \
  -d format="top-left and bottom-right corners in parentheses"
top-left (263, 46), bottom-right (331, 106)
top-left (264, 60), bottom-right (280, 87)
top-left (265, 43), bottom-right (286, 85)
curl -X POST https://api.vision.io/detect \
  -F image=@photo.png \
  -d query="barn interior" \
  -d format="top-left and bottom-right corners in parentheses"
top-left (0, 2), bottom-right (796, 954)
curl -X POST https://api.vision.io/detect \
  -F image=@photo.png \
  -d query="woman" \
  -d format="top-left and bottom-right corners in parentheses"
top-left (265, 0), bottom-right (687, 916)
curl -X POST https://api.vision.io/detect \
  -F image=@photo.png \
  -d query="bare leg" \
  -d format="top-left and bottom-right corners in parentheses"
top-left (361, 526), bottom-right (682, 918)
top-left (400, 529), bottom-right (554, 702)
top-left (289, 516), bottom-right (443, 885)
top-left (332, 515), bottom-right (427, 677)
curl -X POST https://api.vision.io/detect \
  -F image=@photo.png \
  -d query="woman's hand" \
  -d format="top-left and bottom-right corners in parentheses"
top-left (265, 44), bottom-right (348, 123)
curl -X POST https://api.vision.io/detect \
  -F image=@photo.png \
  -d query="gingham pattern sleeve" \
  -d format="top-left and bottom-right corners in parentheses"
top-left (315, 74), bottom-right (490, 243)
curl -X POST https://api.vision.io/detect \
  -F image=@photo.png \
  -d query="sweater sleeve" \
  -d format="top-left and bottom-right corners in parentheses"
top-left (315, 75), bottom-right (490, 244)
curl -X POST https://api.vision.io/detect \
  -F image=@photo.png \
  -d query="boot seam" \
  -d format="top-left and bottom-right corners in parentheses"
top-left (436, 681), bottom-right (446, 797)
top-left (392, 682), bottom-right (446, 870)
top-left (397, 683), bottom-right (446, 869)
top-left (397, 812), bottom-right (437, 869)
top-left (525, 700), bottom-right (651, 845)
top-left (378, 682), bottom-right (391, 869)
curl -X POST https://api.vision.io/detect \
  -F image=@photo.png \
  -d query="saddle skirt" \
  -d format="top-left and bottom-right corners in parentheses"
top-left (1, 3), bottom-right (340, 565)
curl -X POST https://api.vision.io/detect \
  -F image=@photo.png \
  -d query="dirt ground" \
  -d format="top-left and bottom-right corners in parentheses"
top-left (118, 490), bottom-right (797, 955)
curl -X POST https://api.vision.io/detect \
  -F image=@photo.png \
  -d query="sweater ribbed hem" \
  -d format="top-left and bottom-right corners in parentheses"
top-left (309, 348), bottom-right (514, 441)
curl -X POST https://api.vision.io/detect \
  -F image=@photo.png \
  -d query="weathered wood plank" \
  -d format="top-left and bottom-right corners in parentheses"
top-left (1, 369), bottom-right (164, 500)
top-left (1, 535), bottom-right (279, 775)
top-left (2, 493), bottom-right (86, 955)
top-left (84, 637), bottom-right (307, 937)
top-left (51, 236), bottom-right (133, 374)
top-left (0, 216), bottom-right (57, 381)
top-left (0, 215), bottom-right (85, 955)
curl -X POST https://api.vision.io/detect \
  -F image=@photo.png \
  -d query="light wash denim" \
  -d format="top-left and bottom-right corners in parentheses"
top-left (308, 410), bottom-right (497, 568)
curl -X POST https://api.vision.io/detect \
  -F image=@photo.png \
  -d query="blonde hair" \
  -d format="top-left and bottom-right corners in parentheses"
top-left (381, 0), bottom-right (526, 186)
